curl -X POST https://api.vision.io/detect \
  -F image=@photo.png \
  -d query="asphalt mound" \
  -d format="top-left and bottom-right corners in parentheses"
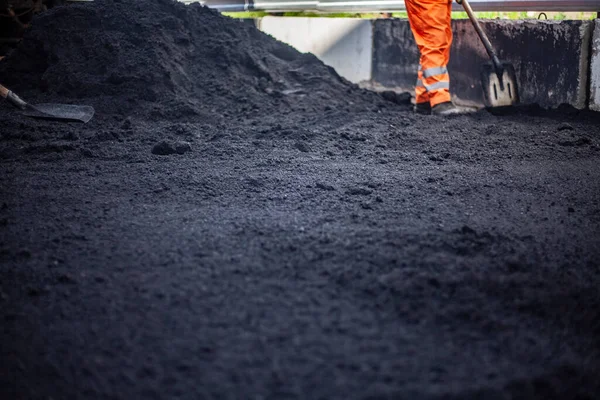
top-left (0, 0), bottom-right (390, 121)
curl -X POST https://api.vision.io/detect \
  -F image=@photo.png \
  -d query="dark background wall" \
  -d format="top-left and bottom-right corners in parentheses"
top-left (372, 19), bottom-right (592, 108)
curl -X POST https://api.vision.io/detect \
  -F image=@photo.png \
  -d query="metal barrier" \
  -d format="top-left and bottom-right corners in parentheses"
top-left (180, 0), bottom-right (600, 13)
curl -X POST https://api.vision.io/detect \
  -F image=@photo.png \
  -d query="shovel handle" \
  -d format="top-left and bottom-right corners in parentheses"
top-left (0, 83), bottom-right (28, 110)
top-left (456, 0), bottom-right (503, 72)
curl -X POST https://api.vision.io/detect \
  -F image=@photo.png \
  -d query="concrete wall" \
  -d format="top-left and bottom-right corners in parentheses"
top-left (590, 19), bottom-right (600, 112)
top-left (258, 17), bottom-right (373, 84)
top-left (372, 19), bottom-right (593, 109)
top-left (256, 16), bottom-right (598, 110)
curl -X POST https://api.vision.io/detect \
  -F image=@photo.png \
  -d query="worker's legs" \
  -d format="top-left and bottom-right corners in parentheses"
top-left (406, 0), bottom-right (452, 107)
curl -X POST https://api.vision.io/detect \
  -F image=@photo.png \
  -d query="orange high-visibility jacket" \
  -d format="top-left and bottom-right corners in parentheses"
top-left (405, 0), bottom-right (453, 107)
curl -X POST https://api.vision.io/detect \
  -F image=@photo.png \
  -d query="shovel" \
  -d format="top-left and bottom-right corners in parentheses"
top-left (456, 0), bottom-right (519, 108)
top-left (0, 83), bottom-right (94, 123)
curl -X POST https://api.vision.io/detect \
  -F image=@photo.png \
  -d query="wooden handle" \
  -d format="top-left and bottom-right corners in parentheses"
top-left (0, 84), bottom-right (8, 99)
top-left (0, 85), bottom-right (28, 109)
top-left (458, 0), bottom-right (502, 72)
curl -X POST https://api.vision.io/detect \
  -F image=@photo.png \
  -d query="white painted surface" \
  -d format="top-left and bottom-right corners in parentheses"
top-left (258, 17), bottom-right (373, 84)
top-left (590, 20), bottom-right (600, 112)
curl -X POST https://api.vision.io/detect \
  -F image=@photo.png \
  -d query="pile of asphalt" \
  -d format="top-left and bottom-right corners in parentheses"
top-left (1, 1), bottom-right (600, 399)
top-left (0, 0), bottom-right (393, 122)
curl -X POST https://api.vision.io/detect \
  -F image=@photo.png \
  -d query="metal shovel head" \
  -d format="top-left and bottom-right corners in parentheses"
top-left (23, 103), bottom-right (95, 123)
top-left (480, 62), bottom-right (519, 108)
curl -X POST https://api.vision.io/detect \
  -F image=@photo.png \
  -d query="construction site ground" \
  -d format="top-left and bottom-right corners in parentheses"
top-left (1, 1), bottom-right (599, 398)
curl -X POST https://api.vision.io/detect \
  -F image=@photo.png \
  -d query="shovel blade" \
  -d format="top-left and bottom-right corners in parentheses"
top-left (23, 103), bottom-right (95, 123)
top-left (480, 62), bottom-right (519, 108)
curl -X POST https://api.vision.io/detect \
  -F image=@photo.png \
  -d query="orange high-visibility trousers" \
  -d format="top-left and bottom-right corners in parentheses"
top-left (405, 0), bottom-right (453, 107)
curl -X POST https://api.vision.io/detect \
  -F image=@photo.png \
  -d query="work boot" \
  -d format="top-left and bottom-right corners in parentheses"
top-left (414, 102), bottom-right (431, 115)
top-left (431, 101), bottom-right (473, 116)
